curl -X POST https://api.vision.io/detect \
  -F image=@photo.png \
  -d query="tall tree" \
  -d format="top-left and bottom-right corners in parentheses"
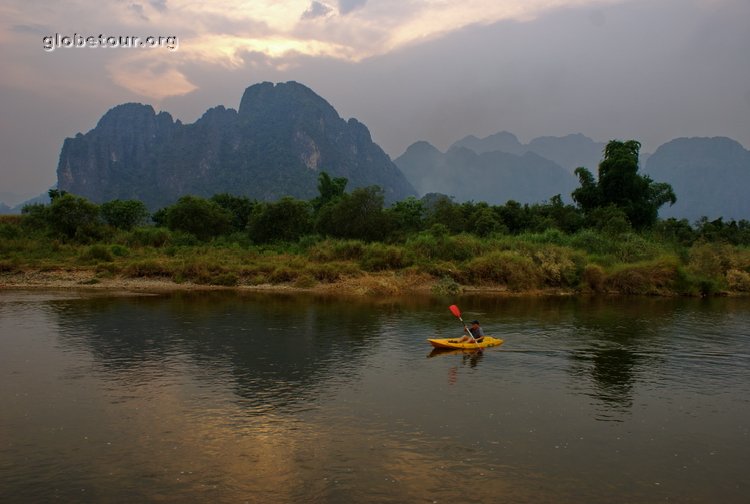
top-left (312, 171), bottom-right (348, 212)
top-left (572, 140), bottom-right (676, 229)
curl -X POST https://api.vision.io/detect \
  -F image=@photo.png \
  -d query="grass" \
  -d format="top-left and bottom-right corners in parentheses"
top-left (2, 219), bottom-right (750, 297)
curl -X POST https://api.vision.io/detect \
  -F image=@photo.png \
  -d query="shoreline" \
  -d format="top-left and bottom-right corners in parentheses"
top-left (0, 269), bottom-right (579, 297)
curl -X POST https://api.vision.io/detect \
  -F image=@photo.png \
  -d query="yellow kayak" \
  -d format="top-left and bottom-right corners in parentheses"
top-left (427, 336), bottom-right (504, 349)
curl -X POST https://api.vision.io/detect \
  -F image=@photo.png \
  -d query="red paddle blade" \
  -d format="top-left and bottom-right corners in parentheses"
top-left (449, 305), bottom-right (462, 318)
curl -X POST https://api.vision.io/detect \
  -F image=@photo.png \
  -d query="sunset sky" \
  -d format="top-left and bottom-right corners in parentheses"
top-left (1, 0), bottom-right (748, 202)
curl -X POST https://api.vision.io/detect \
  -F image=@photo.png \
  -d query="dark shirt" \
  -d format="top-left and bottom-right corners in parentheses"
top-left (469, 326), bottom-right (484, 338)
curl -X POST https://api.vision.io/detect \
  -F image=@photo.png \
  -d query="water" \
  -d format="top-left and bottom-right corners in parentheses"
top-left (1, 291), bottom-right (748, 503)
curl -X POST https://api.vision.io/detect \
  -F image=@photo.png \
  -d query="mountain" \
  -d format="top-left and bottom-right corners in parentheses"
top-left (526, 134), bottom-right (607, 175)
top-left (447, 132), bottom-right (606, 174)
top-left (451, 131), bottom-right (526, 156)
top-left (644, 137), bottom-right (750, 221)
top-left (56, 81), bottom-right (416, 209)
top-left (394, 142), bottom-right (577, 205)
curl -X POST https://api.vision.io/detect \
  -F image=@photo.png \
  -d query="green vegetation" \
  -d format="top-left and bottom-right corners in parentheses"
top-left (3, 140), bottom-right (750, 296)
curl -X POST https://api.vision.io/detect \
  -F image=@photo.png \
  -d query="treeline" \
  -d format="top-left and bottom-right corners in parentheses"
top-left (14, 176), bottom-right (750, 247)
top-left (2, 140), bottom-right (749, 296)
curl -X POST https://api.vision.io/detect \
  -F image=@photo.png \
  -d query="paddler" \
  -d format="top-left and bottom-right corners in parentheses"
top-left (458, 319), bottom-right (484, 344)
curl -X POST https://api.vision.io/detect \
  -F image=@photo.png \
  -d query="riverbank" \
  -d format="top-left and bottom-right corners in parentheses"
top-left (1, 265), bottom-right (746, 298)
top-left (0, 268), bottom-right (513, 296)
top-left (3, 218), bottom-right (750, 297)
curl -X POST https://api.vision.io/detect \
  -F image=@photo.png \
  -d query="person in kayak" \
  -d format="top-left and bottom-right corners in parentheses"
top-left (458, 320), bottom-right (484, 343)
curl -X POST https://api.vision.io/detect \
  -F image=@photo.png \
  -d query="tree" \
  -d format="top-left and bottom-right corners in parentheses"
top-left (423, 194), bottom-right (466, 234)
top-left (47, 193), bottom-right (101, 240)
top-left (312, 171), bottom-right (348, 212)
top-left (572, 140), bottom-right (676, 229)
top-left (248, 197), bottom-right (312, 243)
top-left (210, 193), bottom-right (255, 232)
top-left (165, 195), bottom-right (232, 241)
top-left (48, 188), bottom-right (68, 202)
top-left (495, 200), bottom-right (529, 234)
top-left (316, 186), bottom-right (391, 241)
top-left (101, 199), bottom-right (149, 230)
top-left (387, 196), bottom-right (425, 237)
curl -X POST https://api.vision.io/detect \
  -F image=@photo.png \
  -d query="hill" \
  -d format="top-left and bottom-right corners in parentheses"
top-left (56, 81), bottom-right (416, 209)
top-left (644, 137), bottom-right (750, 221)
top-left (449, 132), bottom-right (606, 174)
top-left (394, 142), bottom-right (577, 204)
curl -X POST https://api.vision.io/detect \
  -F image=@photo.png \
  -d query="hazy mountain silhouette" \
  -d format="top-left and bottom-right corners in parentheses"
top-left (55, 81), bottom-right (416, 209)
top-left (394, 141), bottom-right (577, 204)
top-left (396, 133), bottom-right (750, 220)
top-left (644, 137), bottom-right (750, 221)
top-left (451, 131), bottom-right (527, 156)
top-left (448, 132), bottom-right (607, 174)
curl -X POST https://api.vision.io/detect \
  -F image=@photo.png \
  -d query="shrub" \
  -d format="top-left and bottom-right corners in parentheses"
top-left (80, 244), bottom-right (114, 263)
top-left (432, 276), bottom-right (462, 296)
top-left (532, 246), bottom-right (579, 287)
top-left (164, 196), bottom-right (232, 241)
top-left (726, 269), bottom-right (750, 292)
top-left (47, 194), bottom-right (102, 241)
top-left (582, 264), bottom-right (606, 292)
top-left (406, 232), bottom-right (481, 262)
top-left (305, 262), bottom-right (359, 283)
top-left (308, 239), bottom-right (365, 262)
top-left (125, 227), bottom-right (171, 247)
top-left (124, 259), bottom-right (174, 278)
top-left (605, 258), bottom-right (682, 295)
top-left (569, 229), bottom-right (612, 256)
top-left (0, 222), bottom-right (22, 240)
top-left (248, 197), bottom-right (312, 243)
top-left (360, 243), bottom-right (408, 271)
top-left (463, 251), bottom-right (540, 290)
top-left (269, 266), bottom-right (299, 283)
top-left (688, 242), bottom-right (733, 278)
top-left (211, 272), bottom-right (239, 287)
top-left (110, 244), bottom-right (130, 257)
top-left (294, 274), bottom-right (318, 289)
top-left (101, 199), bottom-right (149, 230)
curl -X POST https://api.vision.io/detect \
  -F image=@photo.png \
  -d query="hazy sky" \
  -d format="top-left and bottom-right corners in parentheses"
top-left (1, 0), bottom-right (748, 202)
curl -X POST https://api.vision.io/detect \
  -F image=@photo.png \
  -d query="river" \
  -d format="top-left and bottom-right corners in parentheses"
top-left (1, 290), bottom-right (748, 503)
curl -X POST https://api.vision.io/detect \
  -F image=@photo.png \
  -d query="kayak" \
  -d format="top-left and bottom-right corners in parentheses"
top-left (427, 336), bottom-right (504, 349)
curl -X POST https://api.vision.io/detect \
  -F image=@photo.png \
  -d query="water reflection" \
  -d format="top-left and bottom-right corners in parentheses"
top-left (455, 295), bottom-right (748, 422)
top-left (2, 291), bottom-right (749, 503)
top-left (427, 347), bottom-right (485, 367)
top-left (47, 292), bottom-right (389, 415)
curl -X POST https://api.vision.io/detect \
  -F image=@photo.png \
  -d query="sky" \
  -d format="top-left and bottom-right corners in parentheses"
top-left (1, 0), bottom-right (749, 204)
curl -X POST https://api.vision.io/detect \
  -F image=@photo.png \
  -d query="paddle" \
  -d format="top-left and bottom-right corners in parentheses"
top-left (448, 304), bottom-right (481, 349)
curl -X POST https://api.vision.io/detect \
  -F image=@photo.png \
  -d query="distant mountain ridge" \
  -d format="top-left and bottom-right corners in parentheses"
top-left (394, 140), bottom-right (578, 205)
top-left (55, 81), bottom-right (416, 209)
top-left (394, 132), bottom-right (610, 206)
top-left (395, 133), bottom-right (749, 220)
top-left (449, 131), bottom-right (607, 174)
top-left (644, 137), bottom-right (750, 221)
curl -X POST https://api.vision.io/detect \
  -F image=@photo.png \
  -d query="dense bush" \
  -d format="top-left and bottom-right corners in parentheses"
top-left (249, 197), bottom-right (312, 243)
top-left (164, 196), bottom-right (233, 241)
top-left (47, 193), bottom-right (102, 241)
top-left (101, 199), bottom-right (149, 230)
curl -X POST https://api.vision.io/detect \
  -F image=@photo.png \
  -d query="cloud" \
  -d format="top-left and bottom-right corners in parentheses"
top-left (129, 3), bottom-right (149, 21)
top-left (10, 23), bottom-right (50, 35)
top-left (150, 0), bottom-right (168, 12)
top-left (301, 1), bottom-right (334, 20)
top-left (338, 0), bottom-right (366, 15)
top-left (1, 0), bottom-right (631, 100)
